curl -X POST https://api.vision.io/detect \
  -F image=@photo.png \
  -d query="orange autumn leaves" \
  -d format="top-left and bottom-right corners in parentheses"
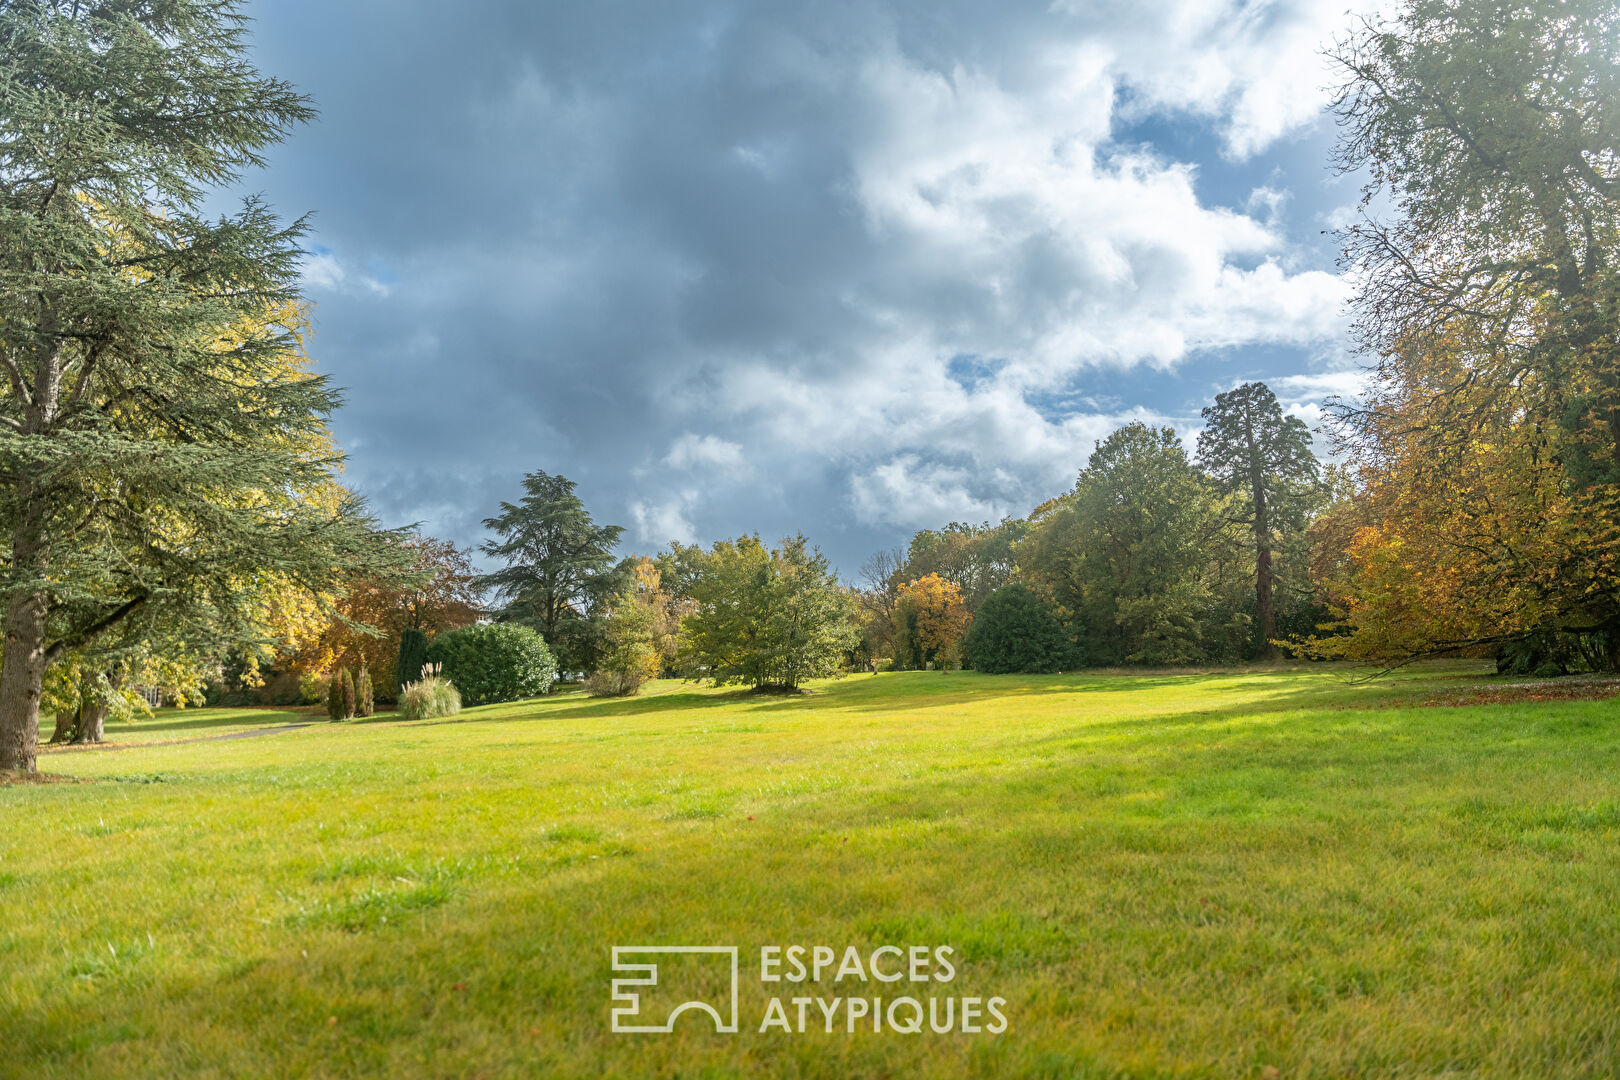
top-left (1296, 331), bottom-right (1620, 663)
top-left (895, 573), bottom-right (972, 668)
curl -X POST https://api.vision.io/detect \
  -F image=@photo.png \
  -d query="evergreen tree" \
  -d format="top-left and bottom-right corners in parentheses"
top-left (396, 628), bottom-right (429, 698)
top-left (479, 471), bottom-right (623, 666)
top-left (327, 673), bottom-right (345, 722)
top-left (0, 1), bottom-right (408, 771)
top-left (340, 668), bottom-right (356, 720)
top-left (963, 584), bottom-right (1074, 674)
top-left (1197, 382), bottom-right (1320, 657)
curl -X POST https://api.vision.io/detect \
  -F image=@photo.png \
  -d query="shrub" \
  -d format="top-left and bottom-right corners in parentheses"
top-left (398, 666), bottom-right (461, 721)
top-left (396, 628), bottom-right (429, 701)
top-left (964, 583), bottom-right (1075, 674)
top-left (427, 623), bottom-right (556, 706)
top-left (341, 668), bottom-right (357, 719)
top-left (356, 665), bottom-right (374, 717)
top-left (326, 670), bottom-right (346, 721)
top-left (299, 672), bottom-right (329, 706)
top-left (586, 668), bottom-right (646, 697)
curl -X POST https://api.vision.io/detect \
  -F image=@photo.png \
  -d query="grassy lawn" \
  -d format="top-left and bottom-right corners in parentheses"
top-left (3, 665), bottom-right (1619, 1078)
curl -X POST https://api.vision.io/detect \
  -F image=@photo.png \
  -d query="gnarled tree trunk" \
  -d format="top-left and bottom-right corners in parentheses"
top-left (49, 708), bottom-right (80, 745)
top-left (72, 700), bottom-right (108, 745)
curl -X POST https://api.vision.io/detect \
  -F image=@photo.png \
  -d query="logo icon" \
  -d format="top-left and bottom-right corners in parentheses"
top-left (610, 946), bottom-right (740, 1034)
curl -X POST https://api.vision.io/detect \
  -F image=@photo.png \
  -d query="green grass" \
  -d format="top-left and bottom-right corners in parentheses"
top-left (3, 665), bottom-right (1619, 1078)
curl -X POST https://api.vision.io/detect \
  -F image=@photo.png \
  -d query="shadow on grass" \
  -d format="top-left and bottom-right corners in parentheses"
top-left (101, 707), bottom-right (317, 737)
top-left (340, 664), bottom-right (1508, 738)
top-left (435, 668), bottom-right (1478, 729)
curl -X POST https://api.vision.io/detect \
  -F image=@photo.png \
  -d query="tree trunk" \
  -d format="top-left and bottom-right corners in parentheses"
top-left (71, 671), bottom-right (116, 745)
top-left (49, 707), bottom-right (80, 745)
top-left (1252, 475), bottom-right (1276, 660)
top-left (2, 357), bottom-right (60, 773)
top-left (72, 698), bottom-right (108, 745)
top-left (0, 590), bottom-right (49, 773)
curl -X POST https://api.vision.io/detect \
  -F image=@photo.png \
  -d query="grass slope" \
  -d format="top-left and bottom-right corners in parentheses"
top-left (2, 665), bottom-right (1618, 1078)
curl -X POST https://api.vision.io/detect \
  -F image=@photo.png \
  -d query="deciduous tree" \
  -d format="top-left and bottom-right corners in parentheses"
top-left (680, 535), bottom-right (859, 690)
top-left (893, 573), bottom-right (972, 669)
top-left (1308, 0), bottom-right (1620, 667)
top-left (1020, 423), bottom-right (1247, 665)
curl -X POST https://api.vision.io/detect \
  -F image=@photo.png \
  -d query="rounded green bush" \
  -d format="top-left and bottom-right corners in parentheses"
top-left (963, 583), bottom-right (1075, 674)
top-left (427, 623), bottom-right (556, 706)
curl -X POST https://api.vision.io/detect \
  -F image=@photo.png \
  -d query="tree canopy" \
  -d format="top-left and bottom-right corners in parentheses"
top-left (1300, 0), bottom-right (1620, 668)
top-left (679, 535), bottom-right (859, 690)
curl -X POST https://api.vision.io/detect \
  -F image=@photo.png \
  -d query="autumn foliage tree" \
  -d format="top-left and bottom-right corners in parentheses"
top-left (1299, 0), bottom-right (1620, 669)
top-left (298, 534), bottom-right (483, 700)
top-left (587, 558), bottom-right (684, 696)
top-left (893, 574), bottom-right (972, 669)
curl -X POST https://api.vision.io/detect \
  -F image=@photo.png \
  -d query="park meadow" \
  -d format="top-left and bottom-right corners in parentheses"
top-left (5, 664), bottom-right (1619, 1078)
top-left (7, 0), bottom-right (1620, 1076)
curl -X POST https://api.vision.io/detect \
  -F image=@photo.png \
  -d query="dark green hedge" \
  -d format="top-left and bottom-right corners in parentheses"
top-left (427, 623), bottom-right (556, 706)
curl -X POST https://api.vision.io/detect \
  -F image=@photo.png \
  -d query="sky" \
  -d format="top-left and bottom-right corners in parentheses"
top-left (230, 0), bottom-right (1380, 573)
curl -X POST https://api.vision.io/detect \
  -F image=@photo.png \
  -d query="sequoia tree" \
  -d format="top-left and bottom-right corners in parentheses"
top-left (1197, 382), bottom-right (1319, 656)
top-left (0, 1), bottom-right (408, 771)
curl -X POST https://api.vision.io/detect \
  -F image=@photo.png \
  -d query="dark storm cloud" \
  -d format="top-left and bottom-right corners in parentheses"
top-left (234, 0), bottom-right (1367, 570)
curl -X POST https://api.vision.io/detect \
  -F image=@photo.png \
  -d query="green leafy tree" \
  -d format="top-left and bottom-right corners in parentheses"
top-left (587, 559), bottom-right (680, 697)
top-left (651, 541), bottom-right (712, 606)
top-left (0, 0), bottom-right (409, 772)
top-left (340, 668), bottom-right (356, 720)
top-left (1197, 382), bottom-right (1321, 656)
top-left (963, 584), bottom-right (1075, 674)
top-left (899, 519), bottom-right (1029, 611)
top-left (681, 535), bottom-right (859, 690)
top-left (1021, 423), bottom-right (1246, 665)
top-left (427, 623), bottom-right (556, 706)
top-left (480, 471), bottom-right (623, 671)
